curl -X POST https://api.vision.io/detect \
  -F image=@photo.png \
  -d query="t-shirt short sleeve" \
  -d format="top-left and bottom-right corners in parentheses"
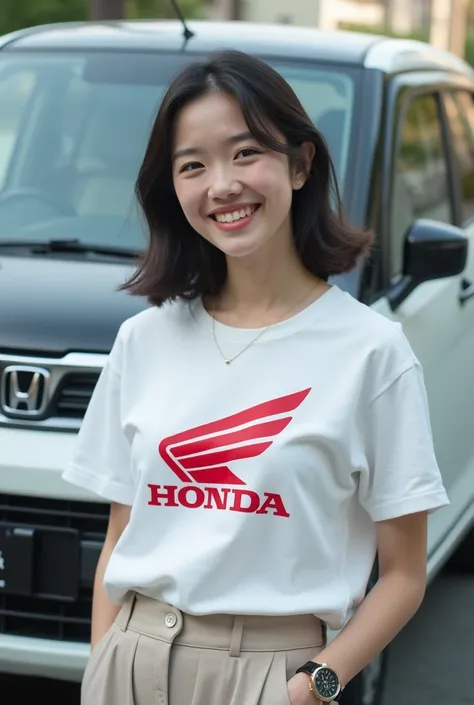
top-left (359, 361), bottom-right (449, 522)
top-left (62, 327), bottom-right (135, 505)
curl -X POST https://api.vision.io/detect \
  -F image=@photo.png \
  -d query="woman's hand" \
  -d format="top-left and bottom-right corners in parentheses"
top-left (286, 672), bottom-right (321, 705)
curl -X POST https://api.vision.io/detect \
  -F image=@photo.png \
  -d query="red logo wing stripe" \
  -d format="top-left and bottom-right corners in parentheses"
top-left (161, 388), bottom-right (311, 447)
top-left (157, 444), bottom-right (193, 483)
top-left (180, 441), bottom-right (273, 470)
top-left (172, 418), bottom-right (291, 459)
top-left (158, 387), bottom-right (312, 485)
top-left (188, 467), bottom-right (246, 484)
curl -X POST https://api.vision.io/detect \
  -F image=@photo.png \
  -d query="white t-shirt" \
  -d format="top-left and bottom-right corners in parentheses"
top-left (63, 285), bottom-right (449, 629)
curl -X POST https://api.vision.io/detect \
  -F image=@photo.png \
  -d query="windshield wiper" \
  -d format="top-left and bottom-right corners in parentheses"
top-left (0, 238), bottom-right (141, 258)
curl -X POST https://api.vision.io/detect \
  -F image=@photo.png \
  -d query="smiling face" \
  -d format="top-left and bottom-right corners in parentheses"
top-left (172, 91), bottom-right (307, 261)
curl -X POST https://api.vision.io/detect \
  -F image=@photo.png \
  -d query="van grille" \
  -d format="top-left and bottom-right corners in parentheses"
top-left (0, 352), bottom-right (106, 430)
top-left (55, 372), bottom-right (100, 419)
top-left (0, 494), bottom-right (108, 642)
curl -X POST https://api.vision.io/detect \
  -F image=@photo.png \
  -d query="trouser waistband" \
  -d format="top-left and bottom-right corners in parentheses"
top-left (115, 592), bottom-right (326, 657)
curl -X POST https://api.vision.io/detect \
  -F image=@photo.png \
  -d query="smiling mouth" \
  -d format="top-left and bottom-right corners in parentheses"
top-left (210, 204), bottom-right (260, 223)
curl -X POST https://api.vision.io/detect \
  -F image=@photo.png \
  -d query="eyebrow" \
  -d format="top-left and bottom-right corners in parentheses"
top-left (172, 131), bottom-right (254, 162)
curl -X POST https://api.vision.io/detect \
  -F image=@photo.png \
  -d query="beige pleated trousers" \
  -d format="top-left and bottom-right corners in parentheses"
top-left (81, 592), bottom-right (326, 705)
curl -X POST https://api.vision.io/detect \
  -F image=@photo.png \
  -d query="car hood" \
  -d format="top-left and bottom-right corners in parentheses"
top-left (0, 254), bottom-right (148, 354)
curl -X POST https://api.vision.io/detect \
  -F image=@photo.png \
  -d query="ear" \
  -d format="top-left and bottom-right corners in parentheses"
top-left (292, 141), bottom-right (315, 190)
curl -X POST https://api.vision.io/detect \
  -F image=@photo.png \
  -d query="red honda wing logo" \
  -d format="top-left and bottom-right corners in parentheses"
top-left (158, 388), bottom-right (311, 485)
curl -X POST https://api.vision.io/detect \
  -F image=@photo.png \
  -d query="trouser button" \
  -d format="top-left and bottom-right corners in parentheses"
top-left (165, 612), bottom-right (177, 628)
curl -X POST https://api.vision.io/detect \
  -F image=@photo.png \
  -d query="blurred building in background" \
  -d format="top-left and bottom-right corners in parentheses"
top-left (208, 0), bottom-right (428, 31)
top-left (208, 0), bottom-right (470, 57)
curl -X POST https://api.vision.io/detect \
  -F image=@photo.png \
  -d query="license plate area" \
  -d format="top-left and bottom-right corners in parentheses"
top-left (0, 522), bottom-right (80, 600)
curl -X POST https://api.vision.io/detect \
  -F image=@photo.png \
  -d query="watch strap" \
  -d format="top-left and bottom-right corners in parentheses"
top-left (295, 660), bottom-right (323, 677)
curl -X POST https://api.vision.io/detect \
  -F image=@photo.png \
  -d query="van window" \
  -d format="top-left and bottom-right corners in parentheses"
top-left (0, 70), bottom-right (36, 188)
top-left (390, 94), bottom-right (452, 275)
top-left (443, 91), bottom-right (474, 225)
top-left (0, 52), bottom-right (356, 253)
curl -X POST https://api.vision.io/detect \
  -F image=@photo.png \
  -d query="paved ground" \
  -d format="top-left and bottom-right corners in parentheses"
top-left (1, 570), bottom-right (472, 704)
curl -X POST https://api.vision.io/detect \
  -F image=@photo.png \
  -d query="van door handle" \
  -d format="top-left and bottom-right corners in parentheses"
top-left (459, 278), bottom-right (474, 305)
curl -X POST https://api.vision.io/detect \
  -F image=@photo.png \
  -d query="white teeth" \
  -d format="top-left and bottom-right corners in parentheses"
top-left (214, 206), bottom-right (257, 223)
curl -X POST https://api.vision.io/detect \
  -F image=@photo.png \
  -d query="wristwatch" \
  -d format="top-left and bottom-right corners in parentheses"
top-left (295, 661), bottom-right (343, 702)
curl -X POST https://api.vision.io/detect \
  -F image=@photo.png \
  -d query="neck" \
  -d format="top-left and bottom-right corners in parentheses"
top-left (215, 235), bottom-right (320, 318)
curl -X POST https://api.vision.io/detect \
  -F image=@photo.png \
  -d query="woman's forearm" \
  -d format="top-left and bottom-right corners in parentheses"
top-left (313, 571), bottom-right (426, 688)
top-left (90, 542), bottom-right (121, 649)
top-left (90, 502), bottom-right (131, 649)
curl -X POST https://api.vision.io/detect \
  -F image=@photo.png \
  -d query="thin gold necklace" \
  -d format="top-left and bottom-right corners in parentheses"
top-left (210, 283), bottom-right (321, 366)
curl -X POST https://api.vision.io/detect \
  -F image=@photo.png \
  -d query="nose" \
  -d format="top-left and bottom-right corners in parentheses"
top-left (207, 168), bottom-right (243, 201)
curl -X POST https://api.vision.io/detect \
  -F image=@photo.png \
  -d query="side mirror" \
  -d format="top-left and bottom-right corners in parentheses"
top-left (387, 219), bottom-right (468, 311)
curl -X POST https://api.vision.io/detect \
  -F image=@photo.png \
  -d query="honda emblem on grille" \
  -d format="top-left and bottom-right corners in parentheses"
top-left (0, 366), bottom-right (50, 418)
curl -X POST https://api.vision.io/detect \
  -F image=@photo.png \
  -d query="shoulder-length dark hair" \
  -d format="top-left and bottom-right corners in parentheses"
top-left (122, 49), bottom-right (373, 306)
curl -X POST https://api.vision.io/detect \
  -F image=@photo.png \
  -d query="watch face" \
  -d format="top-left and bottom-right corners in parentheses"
top-left (314, 666), bottom-right (340, 700)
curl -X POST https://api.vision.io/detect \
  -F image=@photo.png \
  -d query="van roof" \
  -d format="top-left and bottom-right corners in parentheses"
top-left (1, 19), bottom-right (473, 78)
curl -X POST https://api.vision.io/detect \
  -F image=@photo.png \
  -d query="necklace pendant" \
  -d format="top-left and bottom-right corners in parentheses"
top-left (225, 359), bottom-right (231, 365)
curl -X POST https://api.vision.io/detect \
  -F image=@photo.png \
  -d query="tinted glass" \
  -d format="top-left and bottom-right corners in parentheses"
top-left (0, 52), bottom-right (356, 253)
top-left (391, 94), bottom-right (452, 275)
top-left (444, 91), bottom-right (474, 224)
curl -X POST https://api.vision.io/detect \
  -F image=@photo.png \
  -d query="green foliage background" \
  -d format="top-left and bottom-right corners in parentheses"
top-left (0, 0), bottom-right (203, 36)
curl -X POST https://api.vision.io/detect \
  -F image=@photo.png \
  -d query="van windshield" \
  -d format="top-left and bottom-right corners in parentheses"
top-left (0, 52), bottom-right (356, 252)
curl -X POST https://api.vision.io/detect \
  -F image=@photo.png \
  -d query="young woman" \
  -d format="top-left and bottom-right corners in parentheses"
top-left (63, 50), bottom-right (449, 705)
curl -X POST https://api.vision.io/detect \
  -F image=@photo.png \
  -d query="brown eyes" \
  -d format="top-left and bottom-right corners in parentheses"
top-left (179, 161), bottom-right (202, 173)
top-left (235, 147), bottom-right (261, 159)
top-left (178, 147), bottom-right (262, 174)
